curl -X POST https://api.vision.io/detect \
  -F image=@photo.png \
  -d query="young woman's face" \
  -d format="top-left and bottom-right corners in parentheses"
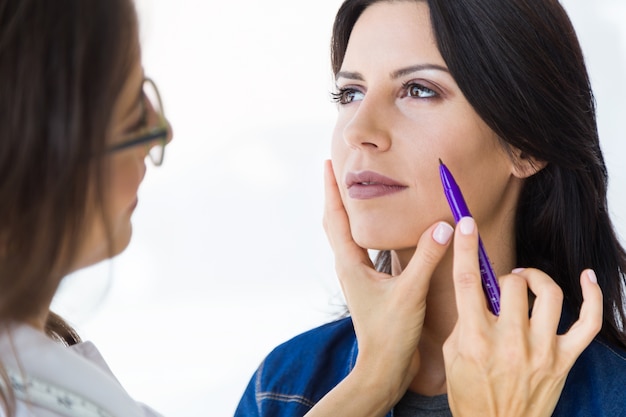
top-left (331, 1), bottom-right (521, 254)
top-left (71, 50), bottom-right (172, 271)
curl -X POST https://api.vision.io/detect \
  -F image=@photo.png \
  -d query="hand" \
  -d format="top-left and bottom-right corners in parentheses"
top-left (443, 217), bottom-right (603, 417)
top-left (322, 160), bottom-right (453, 408)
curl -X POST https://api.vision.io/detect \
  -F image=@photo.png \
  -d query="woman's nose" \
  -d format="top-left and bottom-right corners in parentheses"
top-left (145, 97), bottom-right (173, 145)
top-left (342, 95), bottom-right (392, 152)
top-left (163, 117), bottom-right (173, 145)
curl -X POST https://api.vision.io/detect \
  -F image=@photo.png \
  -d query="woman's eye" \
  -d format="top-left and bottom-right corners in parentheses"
top-left (331, 88), bottom-right (365, 105)
top-left (404, 82), bottom-right (437, 98)
top-left (123, 99), bottom-right (147, 136)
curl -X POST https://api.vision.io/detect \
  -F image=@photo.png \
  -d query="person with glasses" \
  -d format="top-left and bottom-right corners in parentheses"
top-left (0, 0), bottom-right (171, 416)
top-left (107, 78), bottom-right (171, 168)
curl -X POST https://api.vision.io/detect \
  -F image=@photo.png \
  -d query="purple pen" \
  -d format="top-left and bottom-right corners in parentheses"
top-left (439, 159), bottom-right (501, 316)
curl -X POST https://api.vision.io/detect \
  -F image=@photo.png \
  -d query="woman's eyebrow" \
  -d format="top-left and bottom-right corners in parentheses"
top-left (335, 70), bottom-right (364, 81)
top-left (336, 64), bottom-right (450, 82)
top-left (391, 64), bottom-right (450, 79)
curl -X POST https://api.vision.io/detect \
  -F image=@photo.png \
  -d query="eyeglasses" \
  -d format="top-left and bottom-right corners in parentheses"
top-left (107, 78), bottom-right (170, 166)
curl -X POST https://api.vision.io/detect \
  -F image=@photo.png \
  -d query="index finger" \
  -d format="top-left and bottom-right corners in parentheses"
top-left (452, 217), bottom-right (491, 328)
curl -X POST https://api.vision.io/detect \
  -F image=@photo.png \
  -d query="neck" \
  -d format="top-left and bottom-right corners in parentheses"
top-left (390, 213), bottom-right (517, 396)
top-left (23, 309), bottom-right (50, 332)
top-left (391, 249), bottom-right (457, 396)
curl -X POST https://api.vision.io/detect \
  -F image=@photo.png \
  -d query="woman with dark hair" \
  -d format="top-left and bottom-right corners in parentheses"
top-left (0, 0), bottom-right (172, 415)
top-left (235, 0), bottom-right (625, 416)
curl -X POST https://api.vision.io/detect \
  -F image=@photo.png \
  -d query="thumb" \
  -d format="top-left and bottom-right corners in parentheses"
top-left (398, 221), bottom-right (454, 292)
top-left (323, 159), bottom-right (375, 298)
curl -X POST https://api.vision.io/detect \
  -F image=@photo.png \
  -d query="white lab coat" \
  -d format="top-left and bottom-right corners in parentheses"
top-left (0, 324), bottom-right (163, 417)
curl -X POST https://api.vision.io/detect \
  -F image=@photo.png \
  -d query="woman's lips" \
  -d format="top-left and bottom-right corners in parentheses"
top-left (345, 171), bottom-right (408, 200)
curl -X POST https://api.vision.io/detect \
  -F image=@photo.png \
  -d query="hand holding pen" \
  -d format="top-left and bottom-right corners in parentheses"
top-left (441, 160), bottom-right (603, 416)
top-left (320, 159), bottom-right (603, 417)
top-left (443, 215), bottom-right (603, 417)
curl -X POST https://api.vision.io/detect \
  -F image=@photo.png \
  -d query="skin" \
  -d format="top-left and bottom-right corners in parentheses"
top-left (331, 0), bottom-right (526, 396)
top-left (306, 2), bottom-right (603, 416)
top-left (74, 49), bottom-right (172, 272)
top-left (73, 53), bottom-right (147, 272)
top-left (331, 0), bottom-right (525, 264)
top-left (33, 40), bottom-right (172, 329)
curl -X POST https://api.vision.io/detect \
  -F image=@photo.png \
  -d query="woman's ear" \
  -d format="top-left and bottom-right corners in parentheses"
top-left (510, 149), bottom-right (547, 179)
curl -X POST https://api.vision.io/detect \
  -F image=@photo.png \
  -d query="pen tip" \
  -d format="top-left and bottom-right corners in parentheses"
top-left (438, 158), bottom-right (443, 165)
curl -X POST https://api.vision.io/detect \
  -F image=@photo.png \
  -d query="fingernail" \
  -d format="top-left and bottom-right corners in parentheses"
top-left (512, 268), bottom-right (525, 274)
top-left (587, 269), bottom-right (597, 284)
top-left (459, 217), bottom-right (475, 235)
top-left (433, 222), bottom-right (454, 245)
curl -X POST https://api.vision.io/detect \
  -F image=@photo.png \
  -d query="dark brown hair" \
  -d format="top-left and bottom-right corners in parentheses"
top-left (0, 0), bottom-right (138, 413)
top-left (331, 0), bottom-right (626, 348)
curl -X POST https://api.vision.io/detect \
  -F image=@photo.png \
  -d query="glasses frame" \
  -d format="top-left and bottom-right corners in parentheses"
top-left (107, 78), bottom-right (169, 166)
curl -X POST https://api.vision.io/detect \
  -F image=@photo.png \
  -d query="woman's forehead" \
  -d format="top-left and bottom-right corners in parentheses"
top-left (342, 2), bottom-right (444, 71)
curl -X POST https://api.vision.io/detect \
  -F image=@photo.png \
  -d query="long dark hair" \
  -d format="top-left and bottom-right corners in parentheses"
top-left (331, 0), bottom-right (626, 349)
top-left (0, 0), bottom-right (137, 413)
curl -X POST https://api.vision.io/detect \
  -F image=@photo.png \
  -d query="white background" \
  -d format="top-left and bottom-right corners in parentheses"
top-left (51, 1), bottom-right (626, 416)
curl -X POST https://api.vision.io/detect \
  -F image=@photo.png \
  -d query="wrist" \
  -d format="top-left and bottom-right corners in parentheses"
top-left (350, 357), bottom-right (410, 408)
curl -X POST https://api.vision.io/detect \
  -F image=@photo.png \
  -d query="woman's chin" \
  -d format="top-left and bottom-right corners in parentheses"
top-left (352, 233), bottom-right (398, 252)
top-left (90, 225), bottom-right (133, 265)
top-left (110, 225), bottom-right (133, 257)
top-left (349, 218), bottom-right (425, 252)
top-left (350, 228), bottom-right (422, 253)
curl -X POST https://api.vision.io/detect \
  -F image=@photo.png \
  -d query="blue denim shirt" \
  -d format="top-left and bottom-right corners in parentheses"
top-left (235, 316), bottom-right (626, 416)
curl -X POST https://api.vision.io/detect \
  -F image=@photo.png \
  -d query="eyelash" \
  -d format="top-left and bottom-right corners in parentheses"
top-left (331, 81), bottom-right (438, 105)
top-left (401, 81), bottom-right (437, 99)
top-left (330, 88), bottom-right (361, 105)
top-left (124, 99), bottom-right (147, 135)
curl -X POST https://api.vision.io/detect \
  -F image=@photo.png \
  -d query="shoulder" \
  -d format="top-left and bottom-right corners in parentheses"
top-left (555, 337), bottom-right (626, 416)
top-left (0, 324), bottom-right (162, 417)
top-left (261, 317), bottom-right (357, 387)
top-left (266, 316), bottom-right (356, 363)
top-left (235, 317), bottom-right (357, 416)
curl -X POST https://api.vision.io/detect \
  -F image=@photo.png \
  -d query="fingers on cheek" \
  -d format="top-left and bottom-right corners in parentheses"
top-left (457, 217), bottom-right (476, 237)
top-left (452, 227), bottom-right (480, 278)
top-left (416, 223), bottom-right (451, 265)
top-left (454, 217), bottom-right (478, 255)
top-left (432, 222), bottom-right (454, 246)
